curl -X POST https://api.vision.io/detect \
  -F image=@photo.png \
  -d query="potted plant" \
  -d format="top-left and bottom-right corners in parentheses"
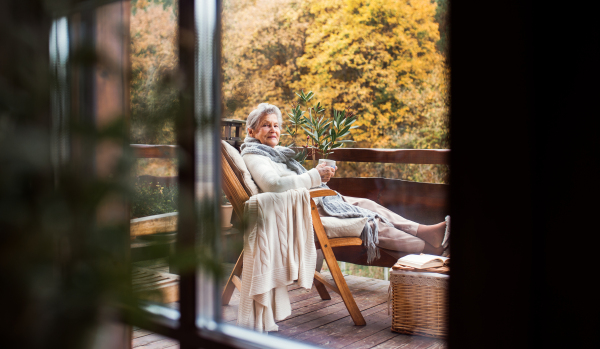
top-left (221, 191), bottom-right (233, 229)
top-left (285, 90), bottom-right (358, 169)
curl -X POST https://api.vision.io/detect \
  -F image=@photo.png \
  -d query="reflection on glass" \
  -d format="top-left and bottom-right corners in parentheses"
top-left (50, 17), bottom-right (70, 176)
top-left (194, 0), bottom-right (221, 327)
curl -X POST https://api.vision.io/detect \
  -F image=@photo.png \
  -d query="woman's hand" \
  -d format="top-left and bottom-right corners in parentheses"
top-left (316, 163), bottom-right (336, 183)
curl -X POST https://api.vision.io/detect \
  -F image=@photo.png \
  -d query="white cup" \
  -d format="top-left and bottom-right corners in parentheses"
top-left (318, 158), bottom-right (336, 169)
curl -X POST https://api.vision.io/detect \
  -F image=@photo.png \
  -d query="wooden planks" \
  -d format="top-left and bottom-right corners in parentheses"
top-left (136, 273), bottom-right (446, 348)
top-left (132, 332), bottom-right (179, 348)
top-left (232, 273), bottom-right (444, 348)
top-left (132, 267), bottom-right (179, 304)
top-left (274, 283), bottom-right (390, 336)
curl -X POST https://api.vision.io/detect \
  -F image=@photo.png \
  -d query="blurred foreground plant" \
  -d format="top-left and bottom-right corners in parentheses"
top-left (1, 1), bottom-right (149, 348)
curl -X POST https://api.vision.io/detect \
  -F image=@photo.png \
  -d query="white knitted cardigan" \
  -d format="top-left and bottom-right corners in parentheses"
top-left (237, 188), bottom-right (316, 332)
top-left (242, 153), bottom-right (322, 193)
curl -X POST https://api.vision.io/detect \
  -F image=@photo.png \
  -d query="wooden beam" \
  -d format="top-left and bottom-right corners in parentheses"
top-left (222, 251), bottom-right (244, 305)
top-left (231, 275), bottom-right (242, 291)
top-left (131, 144), bottom-right (178, 158)
top-left (314, 271), bottom-right (341, 295)
top-left (293, 147), bottom-right (450, 165)
top-left (131, 145), bottom-right (449, 164)
top-left (221, 153), bottom-right (250, 220)
top-left (309, 188), bottom-right (338, 198)
top-left (315, 237), bottom-right (363, 249)
top-left (310, 199), bottom-right (366, 326)
top-left (313, 278), bottom-right (332, 300)
top-left (130, 212), bottom-right (178, 237)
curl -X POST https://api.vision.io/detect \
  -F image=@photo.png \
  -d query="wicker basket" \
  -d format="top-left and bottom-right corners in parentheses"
top-left (389, 270), bottom-right (449, 338)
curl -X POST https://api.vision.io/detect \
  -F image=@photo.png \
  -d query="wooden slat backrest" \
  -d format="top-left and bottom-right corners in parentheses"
top-left (221, 147), bottom-right (250, 220)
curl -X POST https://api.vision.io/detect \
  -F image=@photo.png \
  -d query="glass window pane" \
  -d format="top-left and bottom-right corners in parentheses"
top-left (220, 0), bottom-right (449, 346)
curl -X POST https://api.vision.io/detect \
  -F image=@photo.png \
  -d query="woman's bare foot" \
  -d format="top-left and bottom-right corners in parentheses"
top-left (422, 240), bottom-right (445, 256)
top-left (416, 221), bottom-right (446, 248)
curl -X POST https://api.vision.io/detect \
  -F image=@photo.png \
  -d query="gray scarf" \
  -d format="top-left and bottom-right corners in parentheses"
top-left (241, 136), bottom-right (393, 263)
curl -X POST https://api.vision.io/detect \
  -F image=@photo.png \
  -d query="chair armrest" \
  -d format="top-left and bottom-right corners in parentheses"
top-left (309, 188), bottom-right (337, 198)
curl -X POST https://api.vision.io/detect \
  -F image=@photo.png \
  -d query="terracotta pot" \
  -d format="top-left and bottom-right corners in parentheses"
top-left (221, 204), bottom-right (233, 228)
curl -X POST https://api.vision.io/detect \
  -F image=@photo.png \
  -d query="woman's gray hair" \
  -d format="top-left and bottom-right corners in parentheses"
top-left (246, 103), bottom-right (283, 131)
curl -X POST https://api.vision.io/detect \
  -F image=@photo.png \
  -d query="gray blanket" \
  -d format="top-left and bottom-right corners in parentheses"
top-left (241, 136), bottom-right (393, 263)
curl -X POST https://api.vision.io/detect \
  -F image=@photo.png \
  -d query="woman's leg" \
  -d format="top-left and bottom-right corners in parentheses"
top-left (342, 196), bottom-right (447, 249)
top-left (317, 200), bottom-right (427, 254)
top-left (341, 196), bottom-right (419, 234)
top-left (376, 219), bottom-right (426, 254)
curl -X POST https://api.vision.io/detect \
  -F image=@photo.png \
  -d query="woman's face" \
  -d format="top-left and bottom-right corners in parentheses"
top-left (249, 113), bottom-right (280, 148)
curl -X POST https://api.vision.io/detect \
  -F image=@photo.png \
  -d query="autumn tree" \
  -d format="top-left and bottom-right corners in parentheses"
top-left (130, 0), bottom-right (178, 144)
top-left (222, 0), bottom-right (309, 121)
top-left (125, 0), bottom-right (450, 181)
top-left (293, 0), bottom-right (443, 148)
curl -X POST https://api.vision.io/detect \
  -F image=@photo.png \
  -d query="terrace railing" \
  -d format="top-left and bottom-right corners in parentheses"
top-left (130, 143), bottom-right (449, 234)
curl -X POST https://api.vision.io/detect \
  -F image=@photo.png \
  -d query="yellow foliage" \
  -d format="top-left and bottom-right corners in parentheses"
top-left (129, 0), bottom-right (449, 183)
top-left (222, 0), bottom-right (309, 119)
top-left (222, 0), bottom-right (448, 151)
top-left (131, 2), bottom-right (177, 104)
top-left (130, 1), bottom-right (178, 144)
top-left (294, 0), bottom-right (443, 147)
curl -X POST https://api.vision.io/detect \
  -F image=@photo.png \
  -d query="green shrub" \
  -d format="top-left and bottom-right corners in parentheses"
top-left (131, 181), bottom-right (178, 218)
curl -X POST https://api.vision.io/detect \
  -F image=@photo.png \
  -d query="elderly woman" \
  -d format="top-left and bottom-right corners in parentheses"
top-left (241, 103), bottom-right (449, 261)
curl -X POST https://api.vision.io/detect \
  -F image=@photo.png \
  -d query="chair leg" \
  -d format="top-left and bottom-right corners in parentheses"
top-left (315, 249), bottom-right (324, 272)
top-left (310, 201), bottom-right (366, 326)
top-left (314, 250), bottom-right (330, 300)
top-left (222, 250), bottom-right (243, 305)
top-left (314, 278), bottom-right (331, 300)
top-left (321, 246), bottom-right (366, 325)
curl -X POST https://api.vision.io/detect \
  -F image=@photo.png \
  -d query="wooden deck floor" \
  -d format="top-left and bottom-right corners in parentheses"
top-left (132, 272), bottom-right (446, 349)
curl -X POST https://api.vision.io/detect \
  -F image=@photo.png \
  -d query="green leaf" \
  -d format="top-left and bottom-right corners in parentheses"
top-left (301, 126), bottom-right (314, 138)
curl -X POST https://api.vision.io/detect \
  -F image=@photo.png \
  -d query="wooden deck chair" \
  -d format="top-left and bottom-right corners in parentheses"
top-left (220, 141), bottom-right (367, 326)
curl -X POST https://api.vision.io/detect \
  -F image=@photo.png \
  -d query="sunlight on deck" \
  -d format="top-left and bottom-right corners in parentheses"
top-left (132, 272), bottom-right (446, 349)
